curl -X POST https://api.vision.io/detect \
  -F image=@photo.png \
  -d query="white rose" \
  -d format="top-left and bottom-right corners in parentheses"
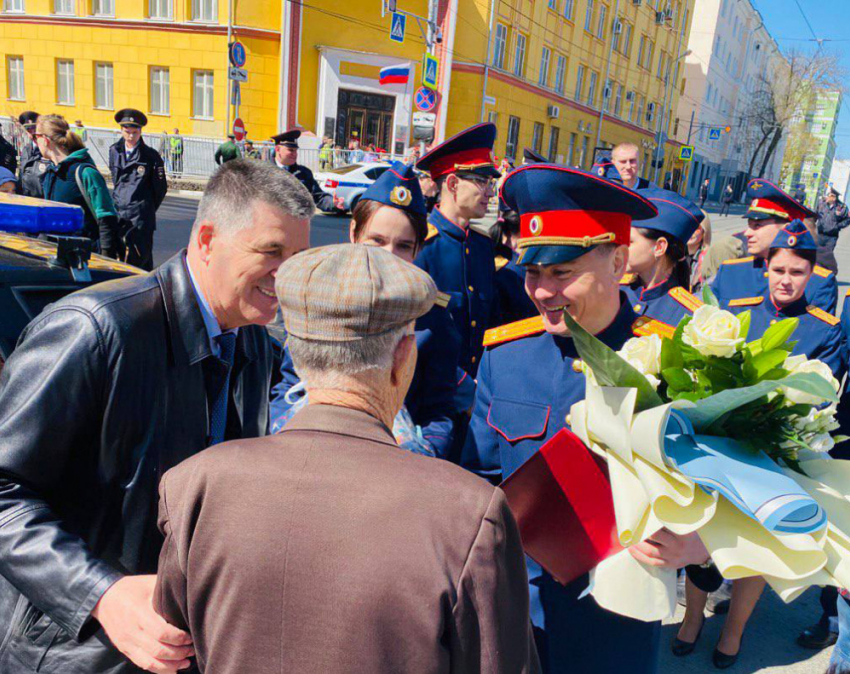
top-left (782, 356), bottom-right (840, 405)
top-left (808, 432), bottom-right (836, 453)
top-left (682, 305), bottom-right (743, 358)
top-left (618, 335), bottom-right (663, 376)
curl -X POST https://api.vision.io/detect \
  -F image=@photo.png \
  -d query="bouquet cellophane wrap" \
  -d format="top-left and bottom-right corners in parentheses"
top-left (570, 382), bottom-right (850, 622)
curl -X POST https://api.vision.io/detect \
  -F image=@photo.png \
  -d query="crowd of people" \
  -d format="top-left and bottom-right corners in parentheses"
top-left (3, 113), bottom-right (850, 674)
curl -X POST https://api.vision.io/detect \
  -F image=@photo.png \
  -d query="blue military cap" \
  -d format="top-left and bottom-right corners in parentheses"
top-left (114, 108), bottom-right (147, 127)
top-left (522, 147), bottom-right (546, 164)
top-left (416, 123), bottom-right (500, 179)
top-left (502, 164), bottom-right (657, 265)
top-left (637, 187), bottom-right (705, 244)
top-left (745, 178), bottom-right (815, 222)
top-left (360, 161), bottom-right (426, 216)
top-left (769, 219), bottom-right (817, 251)
top-left (271, 129), bottom-right (301, 148)
top-left (590, 155), bottom-right (623, 183)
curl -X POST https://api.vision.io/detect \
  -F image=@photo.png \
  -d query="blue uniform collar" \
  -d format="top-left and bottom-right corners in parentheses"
top-left (637, 275), bottom-right (677, 302)
top-left (429, 206), bottom-right (469, 241)
top-left (765, 292), bottom-right (808, 318)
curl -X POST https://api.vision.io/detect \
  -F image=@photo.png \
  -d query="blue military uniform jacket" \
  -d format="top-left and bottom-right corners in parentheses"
top-left (621, 274), bottom-right (702, 328)
top-left (108, 138), bottom-right (167, 232)
top-left (461, 296), bottom-right (663, 673)
top-left (270, 304), bottom-right (460, 459)
top-left (495, 252), bottom-right (537, 324)
top-left (414, 207), bottom-right (496, 375)
top-left (725, 293), bottom-right (847, 378)
top-left (711, 255), bottom-right (837, 313)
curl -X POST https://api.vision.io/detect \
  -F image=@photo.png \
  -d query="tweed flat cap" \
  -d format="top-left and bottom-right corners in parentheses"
top-left (276, 244), bottom-right (437, 341)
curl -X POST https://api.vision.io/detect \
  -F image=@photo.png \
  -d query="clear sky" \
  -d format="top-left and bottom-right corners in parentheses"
top-left (753, 0), bottom-right (850, 159)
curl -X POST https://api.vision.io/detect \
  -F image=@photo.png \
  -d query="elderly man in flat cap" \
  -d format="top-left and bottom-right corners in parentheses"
top-left (154, 244), bottom-right (539, 674)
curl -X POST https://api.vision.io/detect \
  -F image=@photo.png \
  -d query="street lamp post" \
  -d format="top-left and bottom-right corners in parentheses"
top-left (652, 48), bottom-right (691, 185)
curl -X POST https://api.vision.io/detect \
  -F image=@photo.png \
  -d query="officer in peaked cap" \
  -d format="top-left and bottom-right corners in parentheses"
top-left (621, 187), bottom-right (706, 326)
top-left (591, 154), bottom-right (623, 183)
top-left (108, 107), bottom-right (167, 270)
top-left (270, 161), bottom-right (463, 460)
top-left (462, 164), bottom-right (712, 674)
top-left (415, 122), bottom-right (501, 378)
top-left (271, 128), bottom-right (341, 212)
top-left (711, 178), bottom-right (836, 312)
top-left (522, 147), bottom-right (546, 165)
top-left (17, 111), bottom-right (49, 197)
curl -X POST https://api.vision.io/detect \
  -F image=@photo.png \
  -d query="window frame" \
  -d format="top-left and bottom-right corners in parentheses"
top-left (94, 61), bottom-right (114, 109)
top-left (53, 0), bottom-right (74, 14)
top-left (587, 70), bottom-right (597, 108)
top-left (548, 126), bottom-right (560, 162)
top-left (584, 0), bottom-right (594, 32)
top-left (2, 0), bottom-right (25, 12)
top-left (149, 0), bottom-right (173, 19)
top-left (575, 64), bottom-right (585, 102)
top-left (532, 121), bottom-right (544, 154)
top-left (56, 60), bottom-right (75, 105)
top-left (506, 115), bottom-right (520, 160)
top-left (193, 69), bottom-right (214, 119)
top-left (539, 47), bottom-right (551, 87)
top-left (493, 23), bottom-right (508, 69)
top-left (513, 33), bottom-right (527, 78)
top-left (191, 0), bottom-right (216, 23)
top-left (596, 4), bottom-right (607, 40)
top-left (6, 56), bottom-right (24, 101)
top-left (91, 0), bottom-right (114, 16)
top-left (554, 54), bottom-right (567, 94)
top-left (150, 66), bottom-right (170, 115)
top-left (563, 0), bottom-right (573, 20)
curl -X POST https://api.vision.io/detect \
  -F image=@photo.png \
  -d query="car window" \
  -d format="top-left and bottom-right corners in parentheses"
top-left (364, 167), bottom-right (390, 181)
top-left (328, 164), bottom-right (364, 175)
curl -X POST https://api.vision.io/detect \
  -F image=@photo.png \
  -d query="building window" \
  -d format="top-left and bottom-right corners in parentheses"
top-left (645, 40), bottom-right (654, 70)
top-left (614, 84), bottom-right (623, 117)
top-left (56, 60), bottom-right (74, 105)
top-left (3, 0), bottom-right (24, 12)
top-left (554, 54), bottom-right (566, 94)
top-left (513, 34), bottom-right (527, 77)
top-left (532, 122), bottom-right (544, 154)
top-left (623, 23), bottom-right (632, 56)
top-left (638, 35), bottom-right (646, 68)
top-left (506, 115), bottom-right (520, 160)
top-left (92, 0), bottom-right (113, 15)
top-left (563, 0), bottom-right (572, 19)
top-left (6, 56), bottom-right (24, 100)
top-left (612, 19), bottom-right (621, 51)
top-left (580, 135), bottom-right (589, 169)
top-left (548, 126), bottom-right (560, 161)
top-left (149, 0), bottom-right (172, 18)
top-left (602, 78), bottom-right (612, 112)
top-left (567, 133), bottom-right (576, 165)
top-left (539, 47), bottom-right (550, 87)
top-left (150, 67), bottom-right (170, 114)
top-left (95, 62), bottom-right (113, 109)
top-left (596, 4), bottom-right (607, 39)
top-left (493, 24), bottom-right (507, 69)
top-left (54, 0), bottom-right (73, 14)
top-left (547, 0), bottom-right (556, 9)
top-left (193, 70), bottom-right (214, 118)
top-left (585, 0), bottom-right (594, 32)
top-left (191, 0), bottom-right (215, 22)
top-left (575, 64), bottom-right (585, 101)
top-left (636, 96), bottom-right (644, 128)
top-left (587, 71), bottom-right (597, 107)
top-left (487, 111), bottom-right (498, 126)
top-left (627, 92), bottom-right (634, 122)
top-left (657, 51), bottom-right (666, 79)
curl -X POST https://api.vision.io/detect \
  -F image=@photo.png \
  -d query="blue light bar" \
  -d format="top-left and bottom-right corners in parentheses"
top-left (0, 193), bottom-right (84, 234)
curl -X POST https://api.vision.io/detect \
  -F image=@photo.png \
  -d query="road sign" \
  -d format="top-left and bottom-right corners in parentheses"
top-left (414, 86), bottom-right (436, 112)
top-left (232, 117), bottom-right (246, 141)
top-left (229, 67), bottom-right (248, 82)
top-left (708, 128), bottom-right (721, 141)
top-left (423, 53), bottom-right (439, 90)
top-left (679, 145), bottom-right (694, 161)
top-left (412, 111), bottom-right (436, 127)
top-left (229, 41), bottom-right (247, 68)
top-left (390, 12), bottom-right (406, 43)
top-left (484, 95), bottom-right (496, 106)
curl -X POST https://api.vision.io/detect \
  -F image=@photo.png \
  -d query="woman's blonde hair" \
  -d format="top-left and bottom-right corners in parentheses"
top-left (36, 114), bottom-right (84, 154)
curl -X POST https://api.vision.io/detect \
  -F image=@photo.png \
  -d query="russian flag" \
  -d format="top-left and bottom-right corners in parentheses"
top-left (379, 63), bottom-right (410, 85)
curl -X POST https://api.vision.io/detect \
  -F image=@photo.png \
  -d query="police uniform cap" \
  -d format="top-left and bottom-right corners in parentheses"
top-left (271, 129), bottom-right (301, 148)
top-left (637, 187), bottom-right (705, 245)
top-left (18, 111), bottom-right (39, 128)
top-left (416, 122), bottom-right (500, 180)
top-left (276, 244), bottom-right (437, 342)
top-left (360, 161), bottom-right (427, 217)
top-left (114, 108), bottom-right (147, 128)
top-left (590, 154), bottom-right (623, 183)
top-left (769, 219), bottom-right (817, 252)
top-left (745, 178), bottom-right (814, 222)
top-left (522, 147), bottom-right (546, 164)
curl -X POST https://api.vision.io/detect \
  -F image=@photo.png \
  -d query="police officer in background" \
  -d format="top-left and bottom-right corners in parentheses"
top-left (16, 111), bottom-right (50, 198)
top-left (0, 125), bottom-right (17, 175)
top-left (108, 108), bottom-right (167, 270)
top-left (271, 129), bottom-right (343, 212)
top-left (611, 141), bottom-right (653, 190)
top-left (815, 187), bottom-right (850, 274)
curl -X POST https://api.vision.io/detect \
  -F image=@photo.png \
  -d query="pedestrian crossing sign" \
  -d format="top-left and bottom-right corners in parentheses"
top-left (423, 54), bottom-right (439, 90)
top-left (390, 12), bottom-right (406, 43)
top-left (679, 145), bottom-right (694, 161)
top-left (709, 128), bottom-right (722, 141)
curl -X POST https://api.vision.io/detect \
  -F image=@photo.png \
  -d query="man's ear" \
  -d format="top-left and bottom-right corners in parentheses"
top-left (348, 219), bottom-right (357, 244)
top-left (390, 333), bottom-right (417, 387)
top-left (443, 174), bottom-right (458, 197)
top-left (612, 244), bottom-right (629, 279)
top-left (195, 221), bottom-right (215, 264)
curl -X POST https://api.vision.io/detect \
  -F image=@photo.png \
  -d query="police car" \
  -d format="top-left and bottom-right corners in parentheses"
top-left (314, 162), bottom-right (391, 213)
top-left (0, 193), bottom-right (141, 368)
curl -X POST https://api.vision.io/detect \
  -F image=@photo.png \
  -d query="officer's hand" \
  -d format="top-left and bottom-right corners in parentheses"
top-left (629, 529), bottom-right (709, 568)
top-left (334, 195), bottom-right (345, 210)
top-left (92, 575), bottom-right (194, 673)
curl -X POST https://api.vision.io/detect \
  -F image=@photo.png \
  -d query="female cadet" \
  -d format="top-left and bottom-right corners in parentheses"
top-left (493, 208), bottom-right (537, 323)
top-left (269, 162), bottom-right (462, 459)
top-left (622, 187), bottom-right (706, 327)
top-left (675, 219), bottom-right (846, 669)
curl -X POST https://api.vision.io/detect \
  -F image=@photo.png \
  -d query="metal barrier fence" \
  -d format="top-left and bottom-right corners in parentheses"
top-left (2, 117), bottom-right (407, 180)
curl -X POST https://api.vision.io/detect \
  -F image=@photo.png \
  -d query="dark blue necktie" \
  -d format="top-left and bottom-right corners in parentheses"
top-left (209, 332), bottom-right (236, 446)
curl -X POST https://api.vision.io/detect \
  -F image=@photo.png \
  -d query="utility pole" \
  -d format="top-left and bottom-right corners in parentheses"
top-left (225, 0), bottom-right (234, 138)
top-left (653, 8), bottom-right (689, 185)
top-left (595, 0), bottom-right (621, 149)
top-left (479, 0), bottom-right (497, 124)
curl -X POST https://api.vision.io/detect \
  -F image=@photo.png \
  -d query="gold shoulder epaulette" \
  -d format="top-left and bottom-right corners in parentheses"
top-left (483, 316), bottom-right (545, 347)
top-left (495, 255), bottom-right (509, 271)
top-left (845, 287), bottom-right (850, 297)
top-left (721, 255), bottom-right (755, 266)
top-left (632, 316), bottom-right (676, 340)
top-left (728, 296), bottom-right (764, 307)
top-left (619, 272), bottom-right (638, 285)
top-left (807, 306), bottom-right (840, 326)
top-left (813, 265), bottom-right (833, 278)
top-left (669, 286), bottom-right (703, 313)
top-left (425, 222), bottom-right (439, 241)
top-left (434, 292), bottom-right (451, 309)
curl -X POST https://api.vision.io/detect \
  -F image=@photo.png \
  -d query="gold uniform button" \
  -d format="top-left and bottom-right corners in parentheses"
top-left (471, 320), bottom-right (477, 327)
top-left (634, 303), bottom-right (642, 312)
top-left (565, 414), bottom-right (572, 426)
top-left (468, 285), bottom-right (474, 292)
top-left (770, 319), bottom-right (777, 325)
top-left (572, 359), bottom-right (583, 373)
top-left (465, 247), bottom-right (470, 254)
top-left (471, 356), bottom-right (477, 363)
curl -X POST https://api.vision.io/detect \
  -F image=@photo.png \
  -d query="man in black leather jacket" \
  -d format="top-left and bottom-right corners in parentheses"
top-left (0, 159), bottom-right (313, 673)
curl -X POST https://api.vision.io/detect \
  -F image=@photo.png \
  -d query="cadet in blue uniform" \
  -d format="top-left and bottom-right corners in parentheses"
top-left (415, 123), bottom-right (501, 376)
top-left (270, 162), bottom-right (461, 458)
top-left (271, 129), bottom-right (340, 212)
top-left (622, 187), bottom-right (706, 326)
top-left (108, 108), bottom-right (167, 270)
top-left (462, 163), bottom-right (712, 673)
top-left (712, 179), bottom-right (837, 312)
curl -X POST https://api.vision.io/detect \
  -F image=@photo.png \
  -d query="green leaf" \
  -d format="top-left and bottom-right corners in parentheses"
top-left (562, 312), bottom-right (663, 411)
top-left (662, 367), bottom-right (694, 391)
top-left (660, 333), bottom-right (684, 370)
top-left (702, 285), bottom-right (720, 307)
top-left (761, 318), bottom-right (799, 352)
top-left (749, 349), bottom-right (789, 380)
top-left (738, 310), bottom-right (751, 341)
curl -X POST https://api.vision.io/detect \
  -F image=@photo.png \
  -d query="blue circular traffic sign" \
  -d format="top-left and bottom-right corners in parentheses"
top-left (229, 41), bottom-right (247, 68)
top-left (415, 87), bottom-right (436, 112)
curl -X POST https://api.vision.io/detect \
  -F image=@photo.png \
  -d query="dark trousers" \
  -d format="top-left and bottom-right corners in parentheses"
top-left (818, 235), bottom-right (839, 275)
top-left (699, 195), bottom-right (707, 208)
top-left (125, 227), bottom-right (155, 271)
top-left (720, 201), bottom-right (732, 216)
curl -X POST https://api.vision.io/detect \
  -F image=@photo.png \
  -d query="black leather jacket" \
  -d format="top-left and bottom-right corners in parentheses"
top-left (0, 253), bottom-right (272, 673)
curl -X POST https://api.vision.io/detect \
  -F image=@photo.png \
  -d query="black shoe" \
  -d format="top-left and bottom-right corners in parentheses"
top-left (713, 635), bottom-right (743, 670)
top-left (672, 618), bottom-right (704, 657)
top-left (797, 622), bottom-right (838, 650)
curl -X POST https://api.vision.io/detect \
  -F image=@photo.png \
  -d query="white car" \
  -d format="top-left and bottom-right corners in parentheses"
top-left (314, 162), bottom-right (392, 213)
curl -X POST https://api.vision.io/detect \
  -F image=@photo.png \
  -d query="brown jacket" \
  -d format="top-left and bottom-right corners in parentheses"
top-left (155, 404), bottom-right (539, 674)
